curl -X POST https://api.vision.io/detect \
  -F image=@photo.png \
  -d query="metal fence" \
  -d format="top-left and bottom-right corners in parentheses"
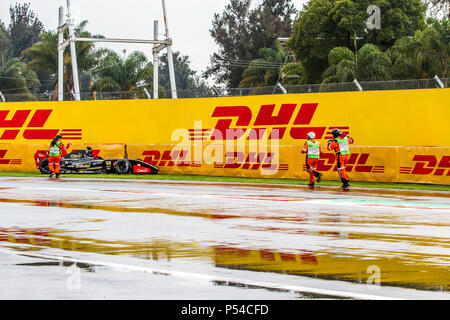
top-left (1, 77), bottom-right (448, 102)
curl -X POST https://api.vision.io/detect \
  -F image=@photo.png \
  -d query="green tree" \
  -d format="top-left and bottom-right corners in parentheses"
top-left (422, 18), bottom-right (449, 80)
top-left (159, 51), bottom-right (213, 98)
top-left (357, 44), bottom-right (392, 80)
top-left (288, 0), bottom-right (426, 83)
top-left (0, 21), bottom-right (13, 63)
top-left (159, 51), bottom-right (195, 91)
top-left (322, 46), bottom-right (356, 83)
top-left (249, 0), bottom-right (297, 51)
top-left (8, 3), bottom-right (44, 59)
top-left (322, 44), bottom-right (392, 83)
top-left (238, 47), bottom-right (288, 88)
top-left (206, 0), bottom-right (297, 88)
top-left (205, 0), bottom-right (255, 88)
top-left (0, 57), bottom-right (40, 100)
top-left (388, 18), bottom-right (449, 81)
top-left (91, 50), bottom-right (157, 98)
top-left (279, 62), bottom-right (308, 85)
top-left (24, 21), bottom-right (103, 99)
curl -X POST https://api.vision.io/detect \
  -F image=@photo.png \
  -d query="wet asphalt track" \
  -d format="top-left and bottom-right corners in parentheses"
top-left (0, 176), bottom-right (449, 300)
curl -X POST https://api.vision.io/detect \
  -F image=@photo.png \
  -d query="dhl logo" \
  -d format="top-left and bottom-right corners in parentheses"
top-left (400, 155), bottom-right (450, 176)
top-left (189, 103), bottom-right (349, 141)
top-left (0, 109), bottom-right (82, 140)
top-left (306, 153), bottom-right (385, 174)
top-left (214, 151), bottom-right (288, 171)
top-left (142, 150), bottom-right (287, 171)
top-left (0, 150), bottom-right (22, 165)
top-left (143, 150), bottom-right (193, 167)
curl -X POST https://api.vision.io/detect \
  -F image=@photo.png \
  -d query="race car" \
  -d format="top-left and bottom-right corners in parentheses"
top-left (34, 147), bottom-right (158, 175)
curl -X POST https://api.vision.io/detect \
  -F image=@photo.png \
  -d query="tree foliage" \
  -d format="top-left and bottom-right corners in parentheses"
top-left (0, 21), bottom-right (13, 63)
top-left (0, 57), bottom-right (40, 100)
top-left (238, 46), bottom-right (288, 88)
top-left (205, 0), bottom-right (255, 88)
top-left (23, 21), bottom-right (104, 99)
top-left (322, 44), bottom-right (392, 83)
top-left (0, 3), bottom-right (44, 98)
top-left (92, 50), bottom-right (152, 92)
top-left (279, 62), bottom-right (308, 85)
top-left (388, 18), bottom-right (449, 80)
top-left (249, 0), bottom-right (297, 50)
top-left (288, 0), bottom-right (426, 83)
top-left (206, 0), bottom-right (297, 88)
top-left (159, 51), bottom-right (213, 97)
top-left (8, 3), bottom-right (44, 59)
top-left (159, 51), bottom-right (195, 91)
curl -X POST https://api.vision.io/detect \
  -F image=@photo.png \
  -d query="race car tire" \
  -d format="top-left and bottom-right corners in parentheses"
top-left (114, 159), bottom-right (131, 174)
top-left (39, 158), bottom-right (51, 174)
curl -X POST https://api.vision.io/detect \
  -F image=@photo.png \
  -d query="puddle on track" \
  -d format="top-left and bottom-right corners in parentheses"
top-left (0, 178), bottom-right (449, 298)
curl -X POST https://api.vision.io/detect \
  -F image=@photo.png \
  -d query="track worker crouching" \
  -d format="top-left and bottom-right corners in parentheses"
top-left (302, 131), bottom-right (322, 187)
top-left (327, 128), bottom-right (354, 188)
top-left (48, 135), bottom-right (71, 178)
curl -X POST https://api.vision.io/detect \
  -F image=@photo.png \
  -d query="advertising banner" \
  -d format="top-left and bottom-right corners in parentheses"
top-left (1, 143), bottom-right (448, 184)
top-left (1, 88), bottom-right (449, 146)
top-left (1, 88), bottom-right (449, 184)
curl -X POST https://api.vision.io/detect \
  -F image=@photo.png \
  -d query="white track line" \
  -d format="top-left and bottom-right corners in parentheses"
top-left (0, 247), bottom-right (398, 300)
top-left (2, 176), bottom-right (449, 195)
top-left (8, 186), bottom-right (450, 210)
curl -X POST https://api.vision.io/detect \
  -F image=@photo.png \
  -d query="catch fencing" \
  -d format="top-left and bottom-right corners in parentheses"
top-left (1, 77), bottom-right (448, 102)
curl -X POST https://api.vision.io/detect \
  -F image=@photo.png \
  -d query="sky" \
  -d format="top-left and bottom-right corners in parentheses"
top-left (0, 0), bottom-right (309, 76)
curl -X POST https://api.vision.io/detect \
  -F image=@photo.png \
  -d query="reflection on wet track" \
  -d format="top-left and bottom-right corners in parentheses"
top-left (0, 177), bottom-right (449, 299)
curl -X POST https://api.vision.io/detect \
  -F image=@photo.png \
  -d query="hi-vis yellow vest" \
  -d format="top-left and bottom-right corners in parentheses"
top-left (335, 136), bottom-right (350, 155)
top-left (307, 140), bottom-right (320, 159)
top-left (49, 141), bottom-right (61, 156)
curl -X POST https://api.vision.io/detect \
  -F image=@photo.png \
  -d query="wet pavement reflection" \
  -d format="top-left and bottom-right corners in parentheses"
top-left (0, 177), bottom-right (449, 299)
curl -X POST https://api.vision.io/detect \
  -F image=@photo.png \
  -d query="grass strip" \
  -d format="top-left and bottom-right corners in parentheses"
top-left (0, 171), bottom-right (449, 191)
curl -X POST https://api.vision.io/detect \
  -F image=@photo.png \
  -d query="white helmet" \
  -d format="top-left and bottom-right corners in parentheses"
top-left (307, 132), bottom-right (315, 139)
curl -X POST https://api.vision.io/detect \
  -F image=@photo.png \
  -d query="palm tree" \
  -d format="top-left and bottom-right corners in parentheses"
top-left (0, 57), bottom-right (40, 101)
top-left (238, 47), bottom-right (287, 89)
top-left (387, 37), bottom-right (419, 80)
top-left (23, 20), bottom-right (103, 100)
top-left (322, 44), bottom-right (392, 83)
top-left (387, 18), bottom-right (449, 84)
top-left (91, 50), bottom-right (162, 98)
top-left (357, 44), bottom-right (392, 81)
top-left (279, 62), bottom-right (308, 86)
top-left (322, 47), bottom-right (356, 83)
top-left (424, 18), bottom-right (449, 85)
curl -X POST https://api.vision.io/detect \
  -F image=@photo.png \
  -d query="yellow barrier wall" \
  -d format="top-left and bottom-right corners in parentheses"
top-left (1, 88), bottom-right (449, 184)
top-left (1, 143), bottom-right (449, 184)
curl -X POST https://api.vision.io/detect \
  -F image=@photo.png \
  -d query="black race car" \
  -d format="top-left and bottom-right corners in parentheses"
top-left (34, 147), bottom-right (158, 175)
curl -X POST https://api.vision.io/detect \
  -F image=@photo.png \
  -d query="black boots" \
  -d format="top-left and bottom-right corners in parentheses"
top-left (341, 178), bottom-right (350, 188)
top-left (316, 172), bottom-right (322, 183)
